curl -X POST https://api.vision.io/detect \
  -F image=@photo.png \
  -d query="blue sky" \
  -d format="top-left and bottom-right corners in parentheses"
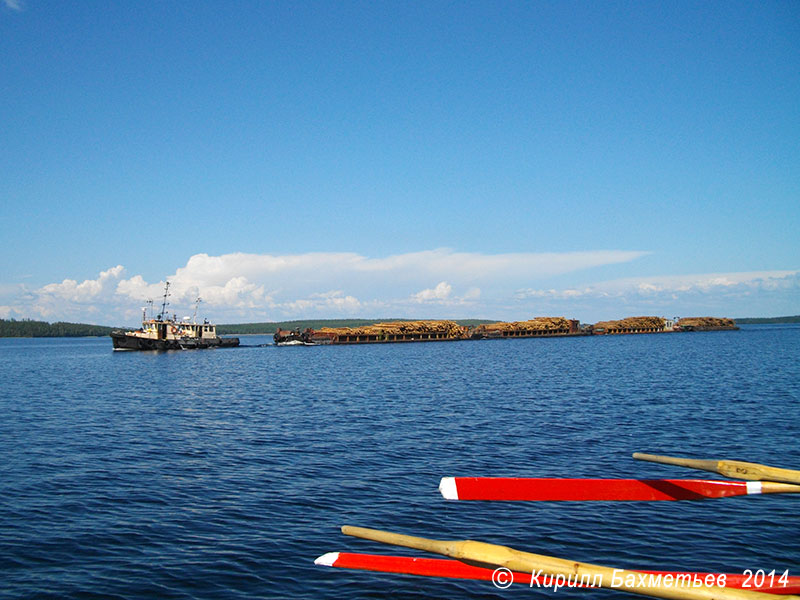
top-left (1, 1), bottom-right (798, 325)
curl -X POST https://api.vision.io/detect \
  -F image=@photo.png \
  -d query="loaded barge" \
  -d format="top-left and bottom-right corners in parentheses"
top-left (470, 317), bottom-right (582, 339)
top-left (273, 315), bottom-right (737, 346)
top-left (590, 316), bottom-right (739, 335)
top-left (274, 320), bottom-right (469, 345)
top-left (110, 282), bottom-right (239, 351)
top-left (274, 317), bottom-right (588, 346)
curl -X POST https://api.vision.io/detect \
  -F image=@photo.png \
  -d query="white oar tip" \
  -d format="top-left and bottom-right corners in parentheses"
top-left (439, 476), bottom-right (459, 500)
top-left (746, 481), bottom-right (762, 495)
top-left (314, 552), bottom-right (340, 567)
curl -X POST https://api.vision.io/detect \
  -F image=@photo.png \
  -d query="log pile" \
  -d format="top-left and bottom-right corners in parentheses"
top-left (474, 317), bottom-right (573, 333)
top-left (593, 316), bottom-right (666, 331)
top-left (318, 320), bottom-right (467, 338)
top-left (676, 317), bottom-right (737, 329)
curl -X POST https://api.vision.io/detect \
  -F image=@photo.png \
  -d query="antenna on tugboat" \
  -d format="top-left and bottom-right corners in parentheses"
top-left (142, 299), bottom-right (153, 322)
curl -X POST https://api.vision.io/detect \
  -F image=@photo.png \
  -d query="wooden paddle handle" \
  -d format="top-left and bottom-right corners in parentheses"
top-left (633, 453), bottom-right (800, 485)
top-left (341, 526), bottom-right (790, 600)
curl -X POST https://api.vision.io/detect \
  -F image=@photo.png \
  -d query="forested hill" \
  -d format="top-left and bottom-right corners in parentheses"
top-left (735, 315), bottom-right (800, 324)
top-left (0, 319), bottom-right (118, 337)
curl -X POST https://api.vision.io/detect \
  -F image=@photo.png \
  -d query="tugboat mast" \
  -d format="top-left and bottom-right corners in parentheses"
top-left (192, 297), bottom-right (202, 324)
top-left (158, 281), bottom-right (171, 321)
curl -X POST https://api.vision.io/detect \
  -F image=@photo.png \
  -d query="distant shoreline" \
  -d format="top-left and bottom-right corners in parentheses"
top-left (1, 316), bottom-right (798, 338)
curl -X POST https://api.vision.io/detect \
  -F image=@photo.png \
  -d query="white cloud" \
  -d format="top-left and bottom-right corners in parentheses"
top-left (514, 270), bottom-right (800, 321)
top-left (412, 281), bottom-right (452, 302)
top-left (37, 265), bottom-right (125, 302)
top-left (409, 281), bottom-right (484, 307)
top-left (3, 0), bottom-right (23, 11)
top-left (31, 266), bottom-right (125, 318)
top-left (516, 270), bottom-right (800, 301)
top-left (283, 290), bottom-right (362, 314)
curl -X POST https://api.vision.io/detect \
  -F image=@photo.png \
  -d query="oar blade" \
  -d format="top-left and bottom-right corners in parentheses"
top-left (438, 477), bottom-right (788, 501)
top-left (315, 552), bottom-right (800, 595)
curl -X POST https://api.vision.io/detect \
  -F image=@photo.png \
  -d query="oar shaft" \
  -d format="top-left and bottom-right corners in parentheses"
top-left (633, 453), bottom-right (720, 472)
top-left (341, 526), bottom-right (791, 600)
top-left (633, 453), bottom-right (800, 485)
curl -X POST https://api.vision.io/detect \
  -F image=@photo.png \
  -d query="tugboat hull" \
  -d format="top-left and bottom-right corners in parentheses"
top-left (110, 331), bottom-right (239, 351)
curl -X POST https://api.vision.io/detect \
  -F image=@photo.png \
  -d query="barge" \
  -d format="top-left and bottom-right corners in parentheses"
top-left (110, 282), bottom-right (239, 351)
top-left (470, 317), bottom-right (583, 339)
top-left (275, 320), bottom-right (468, 345)
top-left (274, 317), bottom-right (587, 345)
top-left (273, 315), bottom-right (738, 346)
top-left (675, 317), bottom-right (739, 332)
top-left (591, 316), bottom-right (670, 335)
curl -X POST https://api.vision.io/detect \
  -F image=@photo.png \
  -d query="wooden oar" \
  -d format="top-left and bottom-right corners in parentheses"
top-left (633, 453), bottom-right (800, 485)
top-left (315, 552), bottom-right (800, 595)
top-left (341, 526), bottom-right (796, 600)
top-left (439, 477), bottom-right (800, 501)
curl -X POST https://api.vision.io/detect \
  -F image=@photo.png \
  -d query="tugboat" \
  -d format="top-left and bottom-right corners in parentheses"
top-left (110, 282), bottom-right (239, 351)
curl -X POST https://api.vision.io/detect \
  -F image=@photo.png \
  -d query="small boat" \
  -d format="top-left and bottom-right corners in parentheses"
top-left (273, 328), bottom-right (316, 346)
top-left (110, 282), bottom-right (239, 351)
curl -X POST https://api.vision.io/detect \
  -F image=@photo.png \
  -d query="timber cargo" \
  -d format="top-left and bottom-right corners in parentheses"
top-left (675, 317), bottom-right (739, 331)
top-left (591, 316), bottom-right (669, 335)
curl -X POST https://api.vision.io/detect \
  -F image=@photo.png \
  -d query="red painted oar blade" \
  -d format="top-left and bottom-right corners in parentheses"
top-left (316, 551), bottom-right (523, 582)
top-left (315, 552), bottom-right (800, 595)
top-left (439, 477), bottom-right (758, 501)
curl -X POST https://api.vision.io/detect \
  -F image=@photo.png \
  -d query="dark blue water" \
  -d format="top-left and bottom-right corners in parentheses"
top-left (1, 326), bottom-right (798, 599)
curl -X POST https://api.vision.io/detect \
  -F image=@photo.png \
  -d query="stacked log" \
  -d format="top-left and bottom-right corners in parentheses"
top-left (593, 316), bottom-right (666, 333)
top-left (676, 317), bottom-right (738, 330)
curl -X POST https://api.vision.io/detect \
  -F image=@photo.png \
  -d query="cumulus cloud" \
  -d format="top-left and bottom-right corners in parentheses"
top-left (31, 266), bottom-right (125, 318)
top-left (412, 281), bottom-right (452, 302)
top-left (38, 266), bottom-right (125, 302)
top-left (410, 281), bottom-right (483, 306)
top-left (8, 249), bottom-right (797, 324)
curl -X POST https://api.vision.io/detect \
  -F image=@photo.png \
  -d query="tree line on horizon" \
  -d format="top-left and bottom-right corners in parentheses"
top-left (0, 317), bottom-right (498, 337)
top-left (0, 318), bottom-right (118, 337)
top-left (734, 315), bottom-right (800, 324)
top-left (2, 316), bottom-right (798, 338)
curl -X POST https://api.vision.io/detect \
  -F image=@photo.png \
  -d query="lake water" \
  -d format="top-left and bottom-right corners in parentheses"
top-left (1, 326), bottom-right (798, 599)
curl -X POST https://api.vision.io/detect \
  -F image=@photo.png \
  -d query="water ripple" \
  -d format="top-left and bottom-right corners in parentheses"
top-left (0, 328), bottom-right (798, 599)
